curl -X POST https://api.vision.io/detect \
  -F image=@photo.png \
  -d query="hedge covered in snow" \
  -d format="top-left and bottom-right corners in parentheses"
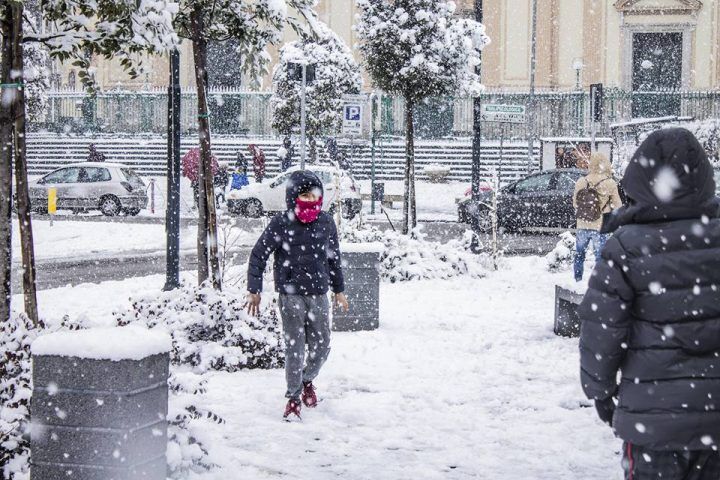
top-left (0, 313), bottom-right (42, 480)
top-left (342, 226), bottom-right (490, 282)
top-left (115, 283), bottom-right (284, 373)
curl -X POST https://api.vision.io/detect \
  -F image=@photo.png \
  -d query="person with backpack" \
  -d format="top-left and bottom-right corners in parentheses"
top-left (578, 127), bottom-right (720, 479)
top-left (573, 152), bottom-right (622, 281)
top-left (245, 170), bottom-right (349, 421)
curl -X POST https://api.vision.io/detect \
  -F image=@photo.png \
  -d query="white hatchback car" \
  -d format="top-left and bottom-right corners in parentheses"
top-left (28, 162), bottom-right (148, 216)
top-left (227, 166), bottom-right (362, 219)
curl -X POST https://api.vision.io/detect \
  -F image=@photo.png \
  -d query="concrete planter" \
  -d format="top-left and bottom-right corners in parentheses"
top-left (31, 326), bottom-right (171, 480)
top-left (333, 243), bottom-right (382, 332)
top-left (554, 285), bottom-right (585, 337)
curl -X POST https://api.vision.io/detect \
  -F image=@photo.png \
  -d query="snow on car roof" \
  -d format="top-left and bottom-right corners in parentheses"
top-left (66, 162), bottom-right (130, 168)
top-left (286, 165), bottom-right (339, 173)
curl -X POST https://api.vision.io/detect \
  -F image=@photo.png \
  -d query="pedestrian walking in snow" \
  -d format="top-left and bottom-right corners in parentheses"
top-left (579, 128), bottom-right (720, 479)
top-left (246, 170), bottom-right (349, 421)
top-left (281, 136), bottom-right (294, 172)
top-left (572, 152), bottom-right (622, 281)
top-left (249, 144), bottom-right (266, 183)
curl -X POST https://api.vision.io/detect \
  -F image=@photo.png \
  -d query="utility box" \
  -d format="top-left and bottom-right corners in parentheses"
top-left (334, 243), bottom-right (382, 332)
top-left (31, 325), bottom-right (171, 480)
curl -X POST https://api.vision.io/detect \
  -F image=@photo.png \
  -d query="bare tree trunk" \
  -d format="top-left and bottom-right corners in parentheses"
top-left (190, 7), bottom-right (221, 290)
top-left (9, 2), bottom-right (38, 323)
top-left (402, 97), bottom-right (415, 235)
top-left (0, 2), bottom-right (14, 325)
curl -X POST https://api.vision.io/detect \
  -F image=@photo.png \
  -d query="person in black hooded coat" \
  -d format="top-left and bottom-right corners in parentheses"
top-left (579, 128), bottom-right (720, 479)
top-left (245, 170), bottom-right (349, 420)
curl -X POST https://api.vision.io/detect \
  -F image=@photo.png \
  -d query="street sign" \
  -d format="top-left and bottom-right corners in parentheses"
top-left (342, 103), bottom-right (363, 135)
top-left (287, 63), bottom-right (316, 82)
top-left (480, 104), bottom-right (527, 124)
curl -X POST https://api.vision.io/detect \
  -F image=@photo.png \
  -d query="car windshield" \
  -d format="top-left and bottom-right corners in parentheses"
top-left (555, 172), bottom-right (582, 192)
top-left (120, 168), bottom-right (144, 187)
top-left (42, 167), bottom-right (81, 184)
top-left (514, 174), bottom-right (553, 193)
top-left (270, 174), bottom-right (289, 188)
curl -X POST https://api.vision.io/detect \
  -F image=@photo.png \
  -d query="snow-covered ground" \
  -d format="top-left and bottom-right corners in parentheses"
top-left (10, 220), bottom-right (196, 260)
top-left (14, 256), bottom-right (620, 479)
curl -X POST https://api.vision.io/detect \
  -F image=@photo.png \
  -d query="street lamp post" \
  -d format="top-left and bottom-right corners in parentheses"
top-left (573, 58), bottom-right (584, 91)
top-left (164, 48), bottom-right (181, 291)
top-left (527, 0), bottom-right (538, 173)
top-left (471, 0), bottom-right (484, 200)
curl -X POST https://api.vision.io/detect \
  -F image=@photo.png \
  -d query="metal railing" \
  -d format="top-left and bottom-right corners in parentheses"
top-left (37, 87), bottom-right (720, 139)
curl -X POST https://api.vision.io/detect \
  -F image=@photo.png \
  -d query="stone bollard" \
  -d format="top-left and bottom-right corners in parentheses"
top-left (31, 325), bottom-right (172, 480)
top-left (554, 285), bottom-right (586, 337)
top-left (333, 243), bottom-right (383, 332)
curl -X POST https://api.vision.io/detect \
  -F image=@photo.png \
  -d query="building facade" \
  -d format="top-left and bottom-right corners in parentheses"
top-left (52, 0), bottom-right (720, 92)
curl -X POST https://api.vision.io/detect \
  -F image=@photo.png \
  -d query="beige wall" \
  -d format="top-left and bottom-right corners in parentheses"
top-left (55, 0), bottom-right (720, 92)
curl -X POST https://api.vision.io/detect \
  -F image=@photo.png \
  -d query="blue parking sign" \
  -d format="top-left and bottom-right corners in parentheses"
top-left (345, 105), bottom-right (361, 121)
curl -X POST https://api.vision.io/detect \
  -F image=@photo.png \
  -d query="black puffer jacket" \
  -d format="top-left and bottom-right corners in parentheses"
top-left (247, 170), bottom-right (344, 296)
top-left (579, 128), bottom-right (720, 451)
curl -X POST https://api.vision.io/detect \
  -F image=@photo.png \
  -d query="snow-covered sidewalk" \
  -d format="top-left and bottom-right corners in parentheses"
top-left (190, 257), bottom-right (618, 479)
top-left (17, 256), bottom-right (620, 479)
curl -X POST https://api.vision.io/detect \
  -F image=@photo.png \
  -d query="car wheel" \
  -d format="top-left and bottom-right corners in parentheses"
top-left (244, 199), bottom-right (264, 218)
top-left (471, 209), bottom-right (493, 232)
top-left (227, 201), bottom-right (242, 217)
top-left (99, 195), bottom-right (122, 216)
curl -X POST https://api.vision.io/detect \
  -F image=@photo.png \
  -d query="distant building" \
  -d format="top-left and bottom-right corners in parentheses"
top-left (52, 0), bottom-right (719, 92)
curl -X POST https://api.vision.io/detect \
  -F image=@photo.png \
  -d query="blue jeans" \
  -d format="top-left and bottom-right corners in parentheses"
top-left (574, 229), bottom-right (608, 281)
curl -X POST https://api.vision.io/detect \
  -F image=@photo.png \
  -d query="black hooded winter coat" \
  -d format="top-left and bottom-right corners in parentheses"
top-left (579, 128), bottom-right (720, 451)
top-left (247, 170), bottom-right (344, 296)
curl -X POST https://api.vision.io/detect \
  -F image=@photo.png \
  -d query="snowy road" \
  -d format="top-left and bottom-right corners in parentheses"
top-left (10, 218), bottom-right (560, 290)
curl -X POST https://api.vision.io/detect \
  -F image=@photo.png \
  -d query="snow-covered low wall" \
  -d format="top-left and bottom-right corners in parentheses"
top-left (30, 325), bottom-right (171, 480)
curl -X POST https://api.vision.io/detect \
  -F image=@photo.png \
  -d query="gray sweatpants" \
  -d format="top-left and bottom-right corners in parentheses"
top-left (278, 293), bottom-right (331, 400)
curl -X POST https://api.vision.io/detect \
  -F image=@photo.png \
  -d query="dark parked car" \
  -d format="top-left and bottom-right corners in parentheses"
top-left (463, 168), bottom-right (614, 232)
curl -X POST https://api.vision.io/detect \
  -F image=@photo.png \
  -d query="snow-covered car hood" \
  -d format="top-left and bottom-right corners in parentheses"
top-left (227, 182), bottom-right (266, 200)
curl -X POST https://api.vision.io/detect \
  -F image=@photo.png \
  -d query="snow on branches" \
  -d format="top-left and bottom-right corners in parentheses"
top-left (115, 282), bottom-right (284, 373)
top-left (37, 0), bottom-right (180, 89)
top-left (355, 0), bottom-right (490, 101)
top-left (271, 21), bottom-right (362, 138)
top-left (0, 313), bottom-right (44, 480)
top-left (173, 0), bottom-right (319, 88)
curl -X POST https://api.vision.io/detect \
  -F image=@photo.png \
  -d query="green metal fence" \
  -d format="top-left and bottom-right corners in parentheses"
top-left (38, 87), bottom-right (720, 139)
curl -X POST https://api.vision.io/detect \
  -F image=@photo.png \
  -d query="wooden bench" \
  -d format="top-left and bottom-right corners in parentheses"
top-left (361, 193), bottom-right (405, 209)
top-left (554, 285), bottom-right (585, 337)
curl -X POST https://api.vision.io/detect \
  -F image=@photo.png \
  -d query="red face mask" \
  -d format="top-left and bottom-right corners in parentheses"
top-left (295, 196), bottom-right (323, 223)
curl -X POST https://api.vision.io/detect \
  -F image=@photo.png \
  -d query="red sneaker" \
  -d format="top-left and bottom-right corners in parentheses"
top-left (283, 399), bottom-right (302, 421)
top-left (301, 381), bottom-right (318, 408)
